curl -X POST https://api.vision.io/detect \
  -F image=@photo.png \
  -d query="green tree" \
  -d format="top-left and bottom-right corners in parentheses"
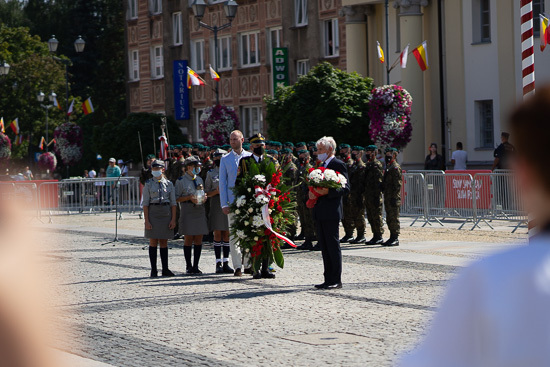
top-left (0, 25), bottom-right (67, 161)
top-left (0, 0), bottom-right (31, 28)
top-left (265, 62), bottom-right (374, 146)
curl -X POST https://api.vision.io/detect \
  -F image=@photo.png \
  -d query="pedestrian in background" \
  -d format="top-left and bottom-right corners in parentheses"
top-left (451, 142), bottom-right (468, 170)
top-left (398, 85), bottom-right (550, 367)
top-left (142, 160), bottom-right (176, 278)
top-left (176, 156), bottom-right (208, 275)
top-left (424, 143), bottom-right (445, 171)
top-left (492, 132), bottom-right (515, 171)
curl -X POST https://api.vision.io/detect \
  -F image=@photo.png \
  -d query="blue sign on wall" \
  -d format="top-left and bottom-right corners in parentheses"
top-left (173, 60), bottom-right (190, 120)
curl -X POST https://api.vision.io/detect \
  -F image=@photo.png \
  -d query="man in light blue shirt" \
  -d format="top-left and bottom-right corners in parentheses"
top-left (219, 130), bottom-right (252, 276)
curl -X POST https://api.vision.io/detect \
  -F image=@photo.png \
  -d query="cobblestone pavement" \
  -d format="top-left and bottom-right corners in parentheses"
top-left (39, 214), bottom-right (526, 366)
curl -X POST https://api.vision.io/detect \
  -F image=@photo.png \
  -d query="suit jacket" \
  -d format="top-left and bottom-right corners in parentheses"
top-left (219, 149), bottom-right (252, 208)
top-left (312, 157), bottom-right (350, 222)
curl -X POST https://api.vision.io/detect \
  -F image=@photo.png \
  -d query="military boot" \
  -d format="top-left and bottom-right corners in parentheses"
top-left (340, 234), bottom-right (353, 244)
top-left (366, 235), bottom-right (384, 245)
top-left (383, 236), bottom-right (399, 247)
top-left (350, 235), bottom-right (366, 244)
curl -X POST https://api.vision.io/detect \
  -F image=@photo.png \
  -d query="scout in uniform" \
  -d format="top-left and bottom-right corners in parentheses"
top-left (142, 160), bottom-right (177, 277)
top-left (364, 145), bottom-right (385, 245)
top-left (205, 149), bottom-right (234, 274)
top-left (382, 147), bottom-right (402, 247)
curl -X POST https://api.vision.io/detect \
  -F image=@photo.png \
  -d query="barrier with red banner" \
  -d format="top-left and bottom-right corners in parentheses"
top-left (444, 171), bottom-right (491, 209)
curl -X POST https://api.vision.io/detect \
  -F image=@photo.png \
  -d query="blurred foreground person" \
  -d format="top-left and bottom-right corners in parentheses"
top-left (398, 86), bottom-right (550, 367)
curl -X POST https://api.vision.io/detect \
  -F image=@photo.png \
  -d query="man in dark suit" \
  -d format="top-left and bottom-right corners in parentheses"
top-left (311, 136), bottom-right (350, 290)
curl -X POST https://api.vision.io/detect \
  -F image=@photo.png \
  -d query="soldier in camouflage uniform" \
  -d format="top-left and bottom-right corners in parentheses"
top-left (280, 148), bottom-right (298, 245)
top-left (348, 146), bottom-right (367, 244)
top-left (338, 143), bottom-right (356, 243)
top-left (382, 147), bottom-right (402, 247)
top-left (295, 150), bottom-right (316, 250)
top-left (364, 145), bottom-right (385, 245)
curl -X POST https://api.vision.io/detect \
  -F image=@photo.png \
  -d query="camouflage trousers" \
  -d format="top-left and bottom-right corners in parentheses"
top-left (384, 199), bottom-right (401, 237)
top-left (297, 200), bottom-right (315, 238)
top-left (365, 196), bottom-right (384, 237)
top-left (342, 196), bottom-right (366, 237)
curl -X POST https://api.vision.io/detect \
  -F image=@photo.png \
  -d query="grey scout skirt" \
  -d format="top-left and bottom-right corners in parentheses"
top-left (145, 204), bottom-right (174, 239)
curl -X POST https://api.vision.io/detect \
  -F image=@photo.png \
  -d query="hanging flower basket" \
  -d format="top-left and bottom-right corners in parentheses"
top-left (368, 85), bottom-right (413, 151)
top-left (0, 133), bottom-right (11, 160)
top-left (54, 122), bottom-right (83, 166)
top-left (38, 152), bottom-right (57, 172)
top-left (199, 105), bottom-right (240, 146)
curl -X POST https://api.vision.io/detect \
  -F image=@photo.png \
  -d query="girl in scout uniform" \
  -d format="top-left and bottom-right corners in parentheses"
top-left (205, 149), bottom-right (233, 274)
top-left (143, 160), bottom-right (177, 278)
top-left (176, 156), bottom-right (209, 274)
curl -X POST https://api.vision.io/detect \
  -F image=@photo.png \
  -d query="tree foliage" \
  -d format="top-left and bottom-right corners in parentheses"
top-left (265, 62), bottom-right (374, 146)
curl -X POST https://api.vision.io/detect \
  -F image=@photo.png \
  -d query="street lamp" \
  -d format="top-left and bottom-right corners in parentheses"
top-left (0, 61), bottom-right (10, 76)
top-left (192, 0), bottom-right (239, 105)
top-left (48, 35), bottom-right (86, 122)
top-left (38, 91), bottom-right (56, 152)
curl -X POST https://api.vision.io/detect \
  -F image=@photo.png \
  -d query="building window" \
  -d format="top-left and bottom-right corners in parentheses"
top-left (129, 50), bottom-right (139, 81)
top-left (324, 19), bottom-right (339, 57)
top-left (534, 0), bottom-right (545, 36)
top-left (195, 109), bottom-right (205, 142)
top-left (211, 36), bottom-right (232, 71)
top-left (295, 0), bottom-right (308, 27)
top-left (191, 39), bottom-right (205, 72)
top-left (476, 100), bottom-right (494, 148)
top-left (151, 46), bottom-right (164, 78)
top-left (297, 59), bottom-right (310, 77)
top-left (129, 0), bottom-right (138, 19)
top-left (150, 0), bottom-right (162, 15)
top-left (473, 0), bottom-right (491, 43)
top-left (240, 32), bottom-right (260, 67)
top-left (267, 27), bottom-right (282, 64)
top-left (173, 12), bottom-right (182, 45)
top-left (240, 106), bottom-right (262, 136)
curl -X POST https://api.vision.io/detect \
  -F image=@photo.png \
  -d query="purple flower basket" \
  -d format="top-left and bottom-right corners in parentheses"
top-left (53, 123), bottom-right (83, 166)
top-left (199, 105), bottom-right (240, 146)
top-left (0, 133), bottom-right (12, 160)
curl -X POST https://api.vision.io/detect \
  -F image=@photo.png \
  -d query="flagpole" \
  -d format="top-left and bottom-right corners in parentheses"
top-left (385, 0), bottom-right (390, 84)
top-left (152, 123), bottom-right (156, 158)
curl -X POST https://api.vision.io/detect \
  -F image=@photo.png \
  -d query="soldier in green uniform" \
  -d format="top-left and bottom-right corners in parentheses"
top-left (295, 149), bottom-right (316, 250)
top-left (237, 133), bottom-right (279, 279)
top-left (364, 145), bottom-right (385, 245)
top-left (382, 147), bottom-right (402, 247)
top-left (338, 143), bottom-right (355, 243)
top-left (280, 148), bottom-right (298, 243)
top-left (348, 146), bottom-right (367, 244)
top-left (140, 154), bottom-right (156, 185)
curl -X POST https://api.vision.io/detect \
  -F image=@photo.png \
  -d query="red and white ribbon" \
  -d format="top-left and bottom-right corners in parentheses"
top-left (254, 185), bottom-right (296, 248)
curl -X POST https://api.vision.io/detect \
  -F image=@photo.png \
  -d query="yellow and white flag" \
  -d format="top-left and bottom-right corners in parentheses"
top-left (377, 41), bottom-right (385, 64)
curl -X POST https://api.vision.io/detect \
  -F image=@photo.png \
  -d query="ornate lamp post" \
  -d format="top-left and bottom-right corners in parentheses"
top-left (192, 0), bottom-right (238, 105)
top-left (0, 61), bottom-right (10, 76)
top-left (37, 91), bottom-right (56, 152)
top-left (47, 35), bottom-right (85, 122)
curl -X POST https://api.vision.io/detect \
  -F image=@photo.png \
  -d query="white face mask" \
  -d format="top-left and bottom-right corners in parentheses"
top-left (317, 152), bottom-right (328, 162)
top-left (152, 170), bottom-right (162, 178)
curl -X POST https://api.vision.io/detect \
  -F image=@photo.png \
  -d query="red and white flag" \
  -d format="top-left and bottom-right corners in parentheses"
top-left (67, 99), bottom-right (74, 116)
top-left (400, 44), bottom-right (410, 68)
top-left (158, 134), bottom-right (168, 160)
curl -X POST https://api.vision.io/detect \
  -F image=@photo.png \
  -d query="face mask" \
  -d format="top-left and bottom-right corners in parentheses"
top-left (253, 146), bottom-right (265, 156)
top-left (193, 167), bottom-right (201, 175)
top-left (351, 153), bottom-right (357, 160)
top-left (214, 160), bottom-right (221, 167)
top-left (152, 170), bottom-right (162, 178)
top-left (385, 156), bottom-right (393, 165)
top-left (317, 152), bottom-right (328, 162)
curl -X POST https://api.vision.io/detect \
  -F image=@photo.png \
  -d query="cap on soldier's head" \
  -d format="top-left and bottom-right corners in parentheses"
top-left (210, 145), bottom-right (219, 150)
top-left (296, 142), bottom-right (306, 147)
top-left (249, 133), bottom-right (266, 144)
top-left (174, 145), bottom-right (182, 150)
top-left (146, 154), bottom-right (156, 160)
top-left (307, 141), bottom-right (316, 147)
top-left (213, 148), bottom-right (227, 157)
top-left (199, 145), bottom-right (209, 152)
top-left (182, 143), bottom-right (192, 149)
top-left (366, 145), bottom-right (378, 152)
top-left (268, 149), bottom-right (279, 155)
top-left (151, 159), bottom-right (165, 168)
top-left (297, 149), bottom-right (309, 155)
top-left (192, 143), bottom-right (201, 148)
top-left (339, 144), bottom-right (351, 150)
top-left (168, 145), bottom-right (174, 150)
top-left (352, 146), bottom-right (365, 151)
top-left (385, 147), bottom-right (398, 154)
top-left (280, 148), bottom-right (291, 154)
top-left (242, 143), bottom-right (251, 150)
top-left (272, 141), bottom-right (282, 147)
top-left (222, 144), bottom-right (231, 150)
top-left (284, 142), bottom-right (294, 148)
top-left (184, 155), bottom-right (202, 166)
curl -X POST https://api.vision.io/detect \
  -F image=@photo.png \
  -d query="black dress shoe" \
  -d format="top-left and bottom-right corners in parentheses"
top-left (366, 236), bottom-right (384, 245)
top-left (281, 243), bottom-right (293, 249)
top-left (295, 233), bottom-right (305, 241)
top-left (173, 233), bottom-right (181, 240)
top-left (261, 271), bottom-right (276, 279)
top-left (340, 235), bottom-right (353, 243)
top-left (161, 269), bottom-right (175, 277)
top-left (243, 267), bottom-right (253, 275)
top-left (150, 270), bottom-right (158, 278)
top-left (216, 263), bottom-right (223, 274)
top-left (383, 237), bottom-right (400, 247)
top-left (350, 236), bottom-right (366, 244)
top-left (314, 283), bottom-right (327, 289)
top-left (222, 262), bottom-right (234, 274)
top-left (297, 239), bottom-right (313, 250)
top-left (253, 271), bottom-right (262, 279)
top-left (191, 267), bottom-right (203, 275)
top-left (326, 283), bottom-right (342, 289)
top-left (311, 244), bottom-right (322, 251)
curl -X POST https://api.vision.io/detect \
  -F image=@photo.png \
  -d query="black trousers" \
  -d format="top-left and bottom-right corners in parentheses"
top-left (315, 219), bottom-right (342, 285)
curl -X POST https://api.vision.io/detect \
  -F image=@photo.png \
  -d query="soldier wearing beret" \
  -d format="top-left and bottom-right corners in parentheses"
top-left (364, 145), bottom-right (385, 245)
top-left (281, 147), bottom-right (298, 243)
top-left (338, 144), bottom-right (355, 243)
top-left (346, 146), bottom-right (367, 244)
top-left (382, 147), bottom-right (402, 247)
top-left (295, 149), bottom-right (316, 250)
